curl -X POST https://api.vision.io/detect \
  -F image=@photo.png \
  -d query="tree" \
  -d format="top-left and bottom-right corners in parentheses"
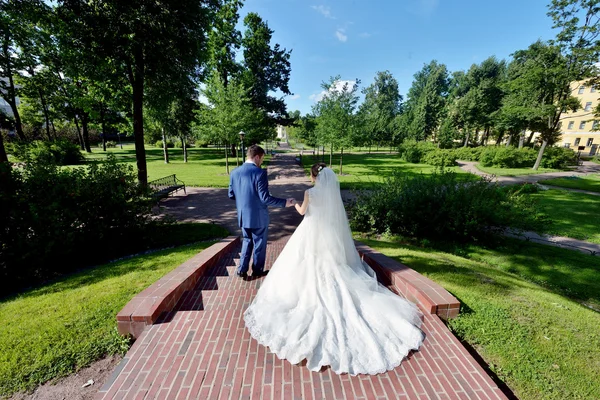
top-left (241, 13), bottom-right (293, 131)
top-left (313, 76), bottom-right (360, 174)
top-left (359, 71), bottom-right (402, 151)
top-left (201, 73), bottom-right (261, 174)
top-left (402, 61), bottom-right (449, 141)
top-left (56, 0), bottom-right (216, 185)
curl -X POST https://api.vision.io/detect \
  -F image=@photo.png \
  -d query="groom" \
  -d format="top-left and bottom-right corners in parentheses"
top-left (228, 145), bottom-right (295, 280)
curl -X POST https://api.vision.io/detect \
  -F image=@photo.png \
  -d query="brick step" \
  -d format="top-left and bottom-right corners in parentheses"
top-left (174, 288), bottom-right (259, 312)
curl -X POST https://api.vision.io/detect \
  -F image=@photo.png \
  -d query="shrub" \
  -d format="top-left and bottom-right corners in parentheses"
top-left (480, 147), bottom-right (537, 168)
top-left (398, 140), bottom-right (437, 163)
top-left (422, 148), bottom-right (457, 167)
top-left (174, 140), bottom-right (193, 148)
top-left (7, 139), bottom-right (84, 165)
top-left (453, 146), bottom-right (484, 161)
top-left (0, 155), bottom-right (159, 295)
top-left (349, 170), bottom-right (546, 242)
top-left (155, 140), bottom-right (174, 148)
top-left (540, 147), bottom-right (577, 169)
top-left (105, 141), bottom-right (117, 148)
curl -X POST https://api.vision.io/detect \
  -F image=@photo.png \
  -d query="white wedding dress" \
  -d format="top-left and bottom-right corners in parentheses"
top-left (243, 168), bottom-right (424, 375)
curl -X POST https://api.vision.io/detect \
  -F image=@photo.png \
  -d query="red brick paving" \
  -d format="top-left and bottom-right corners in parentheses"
top-left (97, 238), bottom-right (508, 400)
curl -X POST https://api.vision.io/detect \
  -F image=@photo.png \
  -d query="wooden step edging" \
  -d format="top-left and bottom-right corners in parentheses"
top-left (116, 235), bottom-right (241, 339)
top-left (355, 241), bottom-right (461, 320)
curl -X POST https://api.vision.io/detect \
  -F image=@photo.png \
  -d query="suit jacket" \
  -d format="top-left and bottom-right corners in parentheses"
top-left (228, 162), bottom-right (286, 228)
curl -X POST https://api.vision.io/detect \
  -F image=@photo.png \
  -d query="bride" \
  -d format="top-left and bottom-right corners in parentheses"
top-left (243, 163), bottom-right (424, 375)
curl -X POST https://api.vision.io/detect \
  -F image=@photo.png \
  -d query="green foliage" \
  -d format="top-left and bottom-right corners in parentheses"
top-left (398, 139), bottom-right (436, 163)
top-left (479, 146), bottom-right (576, 169)
top-left (453, 146), bottom-right (485, 161)
top-left (0, 155), bottom-right (159, 294)
top-left (542, 174), bottom-right (600, 193)
top-left (350, 170), bottom-right (547, 242)
top-left (155, 139), bottom-right (174, 148)
top-left (174, 140), bottom-right (193, 148)
top-left (9, 139), bottom-right (84, 165)
top-left (0, 225), bottom-right (226, 397)
top-left (422, 148), bottom-right (458, 167)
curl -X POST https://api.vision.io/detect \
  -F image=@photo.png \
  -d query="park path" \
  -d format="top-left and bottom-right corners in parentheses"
top-left (97, 151), bottom-right (510, 399)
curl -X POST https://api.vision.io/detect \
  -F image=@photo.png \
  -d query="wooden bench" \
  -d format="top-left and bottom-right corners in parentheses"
top-left (148, 174), bottom-right (186, 203)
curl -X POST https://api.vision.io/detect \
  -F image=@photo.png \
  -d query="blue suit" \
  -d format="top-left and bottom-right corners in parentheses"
top-left (228, 162), bottom-right (286, 274)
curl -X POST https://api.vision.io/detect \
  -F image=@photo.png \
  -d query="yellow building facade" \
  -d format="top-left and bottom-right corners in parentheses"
top-left (558, 80), bottom-right (600, 156)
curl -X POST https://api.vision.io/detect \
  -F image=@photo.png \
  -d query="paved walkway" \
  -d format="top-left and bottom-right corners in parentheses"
top-left (97, 152), bottom-right (511, 399)
top-left (456, 160), bottom-right (600, 186)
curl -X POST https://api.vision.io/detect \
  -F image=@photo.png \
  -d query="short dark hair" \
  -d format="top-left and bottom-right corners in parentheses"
top-left (311, 162), bottom-right (327, 178)
top-left (247, 145), bottom-right (265, 159)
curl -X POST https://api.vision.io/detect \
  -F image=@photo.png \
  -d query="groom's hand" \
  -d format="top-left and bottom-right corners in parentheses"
top-left (285, 198), bottom-right (296, 207)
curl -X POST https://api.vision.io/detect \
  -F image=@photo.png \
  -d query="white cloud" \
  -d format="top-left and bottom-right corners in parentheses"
top-left (309, 80), bottom-right (357, 103)
top-left (290, 94), bottom-right (301, 100)
top-left (311, 5), bottom-right (336, 19)
top-left (359, 32), bottom-right (373, 38)
top-left (335, 29), bottom-right (347, 42)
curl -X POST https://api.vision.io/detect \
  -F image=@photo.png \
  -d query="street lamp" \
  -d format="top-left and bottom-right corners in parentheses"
top-left (239, 130), bottom-right (246, 158)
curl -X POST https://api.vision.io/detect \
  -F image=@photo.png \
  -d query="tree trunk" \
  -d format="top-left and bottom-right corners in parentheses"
top-left (100, 105), bottom-right (107, 151)
top-left (2, 53), bottom-right (25, 140)
top-left (495, 132), bottom-right (504, 145)
top-left (463, 131), bottom-right (470, 147)
top-left (162, 127), bottom-right (169, 163)
top-left (74, 115), bottom-right (84, 150)
top-left (321, 145), bottom-right (325, 162)
top-left (506, 135), bottom-right (512, 147)
top-left (518, 131), bottom-right (525, 149)
top-left (526, 131), bottom-right (535, 146)
top-left (225, 141), bottom-right (230, 174)
top-left (80, 111), bottom-right (92, 153)
top-left (533, 139), bottom-right (548, 170)
top-left (329, 144), bottom-right (333, 166)
top-left (132, 44), bottom-right (148, 186)
top-left (230, 143), bottom-right (237, 157)
top-left (38, 89), bottom-right (52, 141)
top-left (182, 137), bottom-right (187, 163)
top-left (339, 147), bottom-right (344, 175)
top-left (0, 132), bottom-right (9, 164)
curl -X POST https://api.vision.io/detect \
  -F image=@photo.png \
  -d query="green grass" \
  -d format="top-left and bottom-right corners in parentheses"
top-left (81, 143), bottom-right (271, 188)
top-left (531, 189), bottom-right (600, 244)
top-left (0, 223), bottom-right (228, 397)
top-left (540, 174), bottom-right (600, 193)
top-left (301, 153), bottom-right (474, 190)
top-left (476, 164), bottom-right (562, 176)
top-left (359, 237), bottom-right (600, 399)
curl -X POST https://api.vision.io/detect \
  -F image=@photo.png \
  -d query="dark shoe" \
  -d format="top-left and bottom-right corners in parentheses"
top-left (253, 270), bottom-right (269, 277)
top-left (236, 271), bottom-right (248, 280)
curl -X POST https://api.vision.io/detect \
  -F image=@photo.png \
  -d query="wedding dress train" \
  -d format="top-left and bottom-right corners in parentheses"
top-left (243, 168), bottom-right (424, 375)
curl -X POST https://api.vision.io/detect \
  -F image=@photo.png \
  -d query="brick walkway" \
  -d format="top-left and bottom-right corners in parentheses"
top-left (97, 237), bottom-right (508, 400)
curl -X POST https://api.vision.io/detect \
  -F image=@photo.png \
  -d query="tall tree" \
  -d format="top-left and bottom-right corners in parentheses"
top-left (57, 0), bottom-right (216, 185)
top-left (359, 71), bottom-right (402, 150)
top-left (313, 76), bottom-right (360, 173)
top-left (241, 13), bottom-right (292, 131)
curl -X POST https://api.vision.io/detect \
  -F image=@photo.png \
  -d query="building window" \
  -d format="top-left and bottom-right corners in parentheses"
top-left (593, 121), bottom-right (599, 130)
top-left (568, 121), bottom-right (575, 129)
top-left (587, 138), bottom-right (594, 147)
top-left (579, 86), bottom-right (586, 94)
top-left (575, 138), bottom-right (581, 146)
top-left (584, 101), bottom-right (593, 111)
top-left (579, 121), bottom-right (586, 130)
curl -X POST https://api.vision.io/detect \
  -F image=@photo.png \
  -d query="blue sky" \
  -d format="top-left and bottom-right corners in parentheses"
top-left (238, 0), bottom-right (559, 115)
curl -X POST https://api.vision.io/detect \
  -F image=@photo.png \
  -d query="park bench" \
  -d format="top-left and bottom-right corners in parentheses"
top-left (148, 174), bottom-right (186, 204)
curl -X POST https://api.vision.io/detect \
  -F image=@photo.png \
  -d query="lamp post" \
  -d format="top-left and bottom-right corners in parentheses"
top-left (239, 130), bottom-right (246, 158)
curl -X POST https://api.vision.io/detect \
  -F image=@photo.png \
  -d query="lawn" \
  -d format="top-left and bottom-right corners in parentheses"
top-left (300, 152), bottom-right (474, 190)
top-left (540, 174), bottom-right (600, 193)
top-left (531, 189), bottom-right (600, 244)
top-left (81, 143), bottom-right (271, 188)
top-left (359, 236), bottom-right (600, 400)
top-left (476, 164), bottom-right (562, 176)
top-left (0, 223), bottom-right (228, 397)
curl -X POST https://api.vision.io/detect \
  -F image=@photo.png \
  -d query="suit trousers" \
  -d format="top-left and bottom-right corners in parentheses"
top-left (238, 226), bottom-right (268, 274)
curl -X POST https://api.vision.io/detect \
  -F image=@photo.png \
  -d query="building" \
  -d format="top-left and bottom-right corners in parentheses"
top-left (558, 80), bottom-right (600, 156)
top-left (276, 124), bottom-right (288, 141)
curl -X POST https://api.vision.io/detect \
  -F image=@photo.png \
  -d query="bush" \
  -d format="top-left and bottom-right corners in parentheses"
top-left (398, 140), bottom-right (437, 163)
top-left (105, 141), bottom-right (117, 148)
top-left (0, 156), bottom-right (160, 295)
top-left (453, 146), bottom-right (484, 162)
top-left (480, 147), bottom-right (537, 168)
top-left (422, 149), bottom-right (457, 167)
top-left (174, 140), bottom-right (193, 148)
top-left (7, 139), bottom-right (84, 165)
top-left (155, 140), bottom-right (174, 148)
top-left (540, 147), bottom-right (577, 169)
top-left (349, 170), bottom-right (547, 242)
